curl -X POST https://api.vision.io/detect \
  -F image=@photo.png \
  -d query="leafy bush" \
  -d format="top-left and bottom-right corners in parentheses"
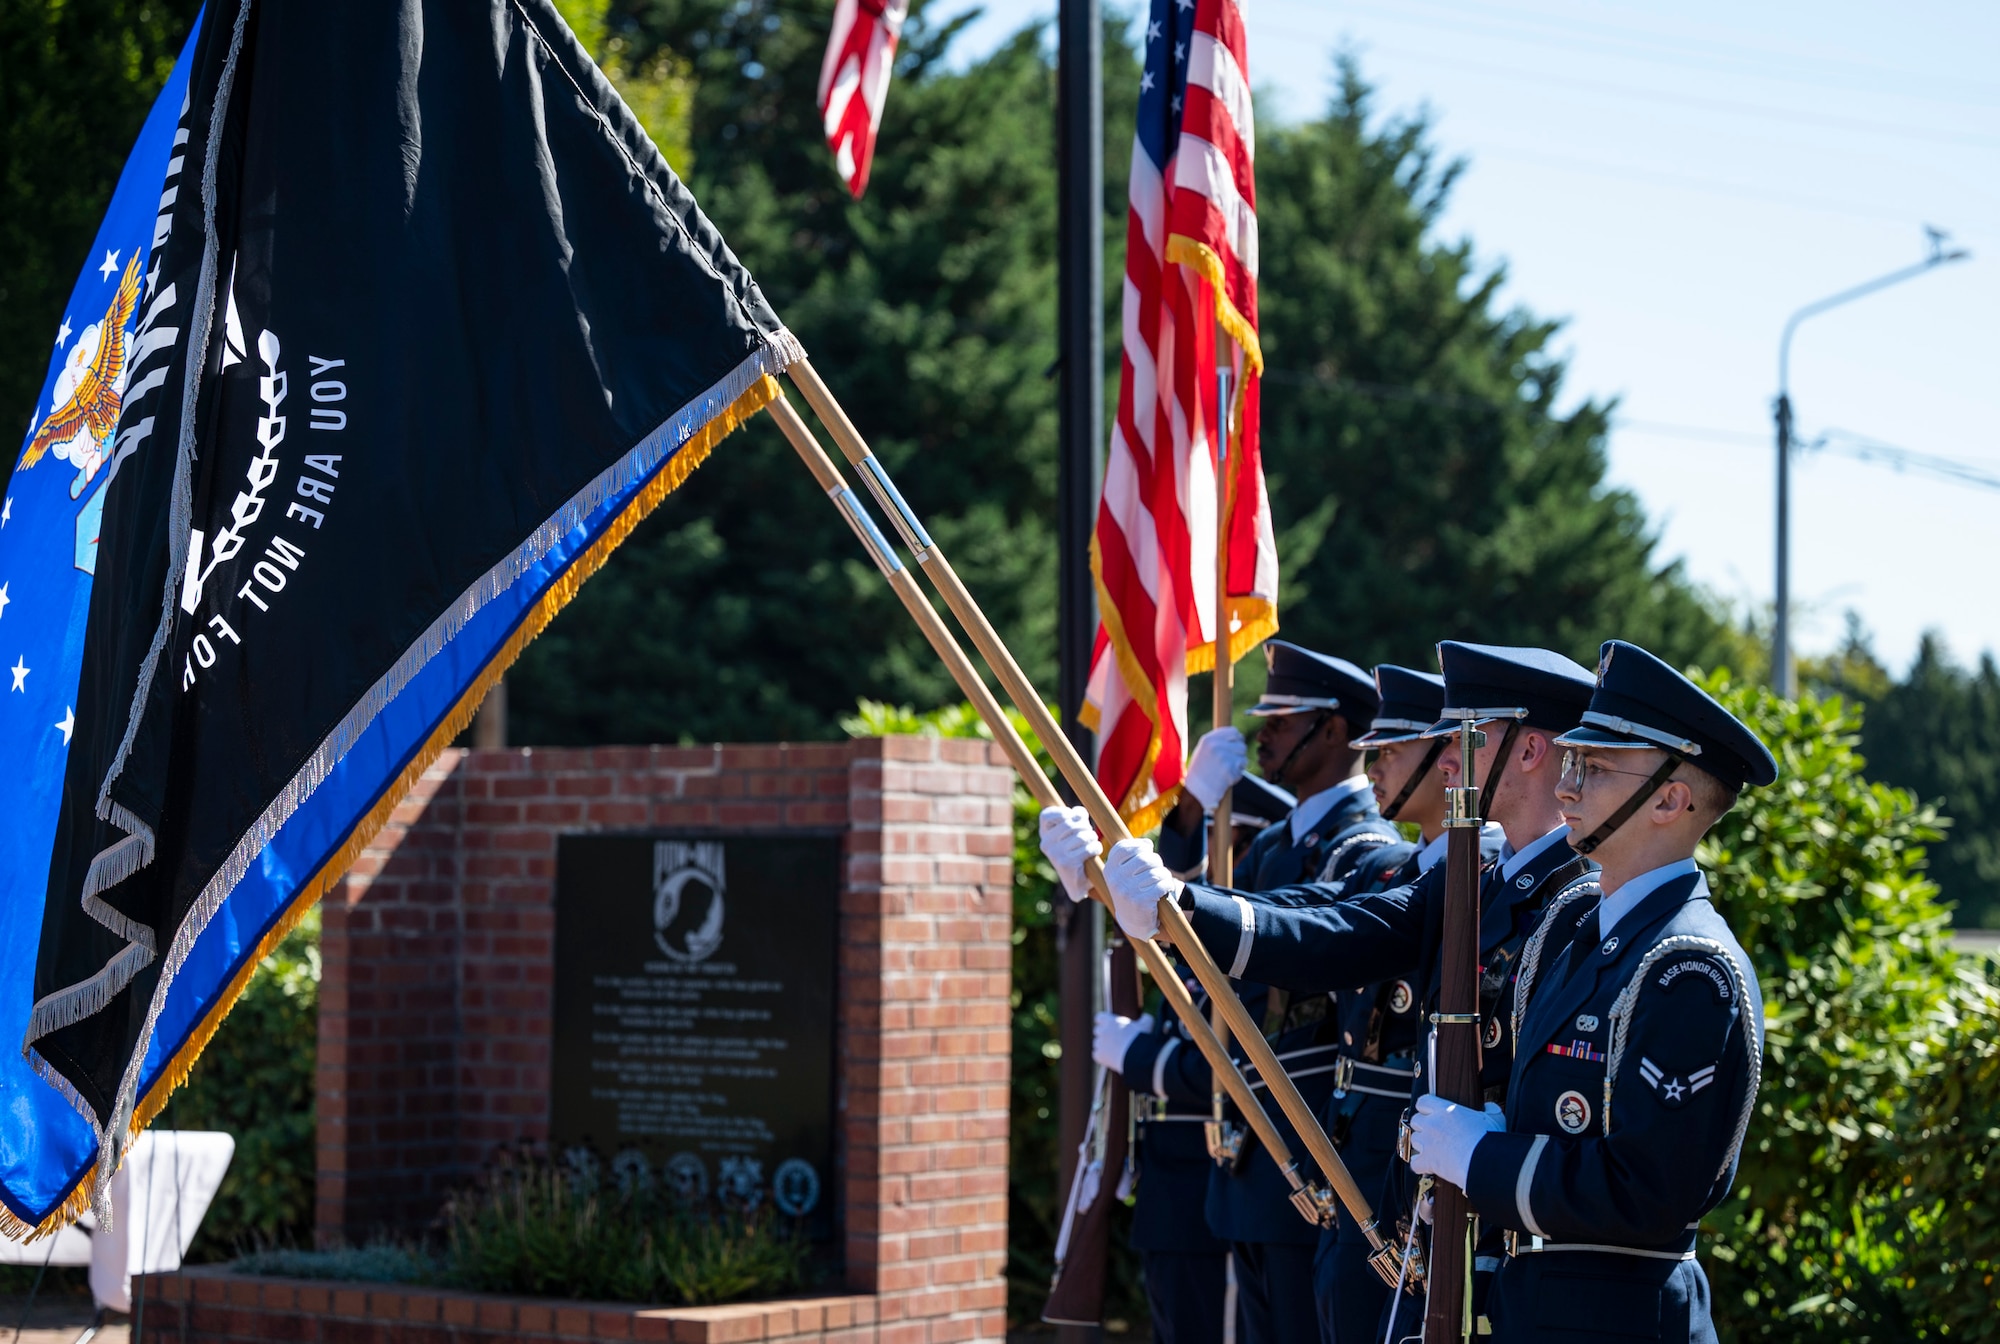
top-left (436, 1148), bottom-right (811, 1305)
top-left (1884, 967), bottom-right (2000, 1339)
top-left (160, 909), bottom-right (321, 1258)
top-left (1692, 672), bottom-right (1989, 1339)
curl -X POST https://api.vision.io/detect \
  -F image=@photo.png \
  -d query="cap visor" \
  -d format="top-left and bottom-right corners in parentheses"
top-left (1551, 725), bottom-right (1657, 751)
top-left (1419, 716), bottom-right (1503, 739)
top-left (1352, 729), bottom-right (1425, 748)
top-left (1247, 702), bottom-right (1320, 718)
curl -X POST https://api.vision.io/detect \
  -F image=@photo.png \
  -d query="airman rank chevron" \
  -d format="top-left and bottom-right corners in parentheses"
top-left (1639, 1057), bottom-right (1717, 1107)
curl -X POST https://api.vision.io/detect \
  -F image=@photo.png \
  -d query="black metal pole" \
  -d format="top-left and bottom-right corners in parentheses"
top-left (1773, 393), bottom-right (1792, 698)
top-left (1055, 0), bottom-right (1104, 1338)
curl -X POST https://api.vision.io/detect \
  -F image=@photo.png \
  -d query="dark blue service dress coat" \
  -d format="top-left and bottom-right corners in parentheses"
top-left (1307, 838), bottom-right (1425, 1344)
top-left (1194, 786), bottom-right (1403, 1250)
top-left (1171, 828), bottom-right (1590, 1341)
top-left (1463, 868), bottom-right (1762, 1344)
top-left (1119, 987), bottom-right (1232, 1258)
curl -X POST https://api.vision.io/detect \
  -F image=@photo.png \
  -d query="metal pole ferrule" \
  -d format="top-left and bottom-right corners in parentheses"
top-left (828, 487), bottom-right (903, 578)
top-left (856, 455), bottom-right (935, 560)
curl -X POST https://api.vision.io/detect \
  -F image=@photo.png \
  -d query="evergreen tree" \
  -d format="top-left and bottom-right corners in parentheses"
top-left (1840, 634), bottom-right (2000, 928)
top-left (510, 1), bottom-right (1134, 742)
top-left (512, 21), bottom-right (1733, 744)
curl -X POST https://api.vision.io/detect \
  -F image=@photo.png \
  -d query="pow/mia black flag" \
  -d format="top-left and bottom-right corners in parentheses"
top-left (26, 0), bottom-right (801, 1220)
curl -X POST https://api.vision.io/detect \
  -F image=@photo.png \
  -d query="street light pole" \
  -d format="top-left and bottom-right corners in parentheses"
top-left (1771, 227), bottom-right (1969, 697)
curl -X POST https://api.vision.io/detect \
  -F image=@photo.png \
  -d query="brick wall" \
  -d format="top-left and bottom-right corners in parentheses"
top-left (316, 737), bottom-right (1012, 1341)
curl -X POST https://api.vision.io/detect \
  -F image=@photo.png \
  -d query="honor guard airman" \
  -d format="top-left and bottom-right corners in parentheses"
top-left (1047, 773), bottom-right (1294, 1344)
top-left (1312, 663), bottom-right (1491, 1344)
top-left (1405, 641), bottom-right (1773, 1343)
top-left (1147, 641), bottom-right (1402, 1344)
top-left (1061, 644), bottom-right (1601, 1339)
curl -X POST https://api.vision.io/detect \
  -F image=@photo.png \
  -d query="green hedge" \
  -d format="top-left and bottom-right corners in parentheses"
top-left (157, 908), bottom-right (321, 1259)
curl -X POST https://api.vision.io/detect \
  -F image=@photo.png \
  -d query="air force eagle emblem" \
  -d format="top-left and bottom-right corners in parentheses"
top-left (18, 253), bottom-right (143, 573)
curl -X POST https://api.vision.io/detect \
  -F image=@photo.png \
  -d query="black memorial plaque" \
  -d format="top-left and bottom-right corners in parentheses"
top-left (551, 832), bottom-right (840, 1235)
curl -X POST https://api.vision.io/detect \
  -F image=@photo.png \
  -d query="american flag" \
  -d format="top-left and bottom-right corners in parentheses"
top-left (1083, 0), bottom-right (1277, 832)
top-left (816, 0), bottom-right (909, 198)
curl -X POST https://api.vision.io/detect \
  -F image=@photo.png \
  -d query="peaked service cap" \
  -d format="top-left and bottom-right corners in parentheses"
top-left (1353, 665), bottom-right (1447, 748)
top-left (1247, 641), bottom-right (1380, 722)
top-left (1229, 773), bottom-right (1298, 830)
top-left (1421, 642), bottom-right (1596, 738)
top-left (1555, 640), bottom-right (1779, 790)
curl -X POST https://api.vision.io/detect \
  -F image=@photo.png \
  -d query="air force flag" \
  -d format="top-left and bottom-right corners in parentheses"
top-left (18, 0), bottom-right (801, 1228)
top-left (0, 15), bottom-right (205, 1238)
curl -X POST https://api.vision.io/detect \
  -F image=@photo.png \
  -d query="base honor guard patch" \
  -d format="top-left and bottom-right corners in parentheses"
top-left (1639, 1057), bottom-right (1716, 1107)
top-left (1555, 1090), bottom-right (1592, 1133)
top-left (1389, 981), bottom-right (1414, 1014)
top-left (1658, 956), bottom-right (1735, 1004)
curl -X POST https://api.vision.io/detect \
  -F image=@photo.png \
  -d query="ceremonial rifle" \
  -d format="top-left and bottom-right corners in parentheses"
top-left (1041, 942), bottom-right (1140, 1325)
top-left (1424, 713), bottom-right (1490, 1341)
top-left (763, 387), bottom-right (1405, 1285)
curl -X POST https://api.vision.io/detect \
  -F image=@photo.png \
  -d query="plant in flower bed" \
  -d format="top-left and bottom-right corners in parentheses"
top-left (436, 1147), bottom-right (814, 1306)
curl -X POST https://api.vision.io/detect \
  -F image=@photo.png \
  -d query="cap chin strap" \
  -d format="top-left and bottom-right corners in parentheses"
top-left (1381, 738), bottom-right (1445, 822)
top-left (1476, 722), bottom-right (1522, 815)
top-left (1572, 754), bottom-right (1686, 856)
top-left (1264, 710), bottom-right (1330, 790)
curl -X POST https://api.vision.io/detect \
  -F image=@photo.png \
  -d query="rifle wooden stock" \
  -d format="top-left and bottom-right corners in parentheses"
top-left (1426, 738), bottom-right (1486, 1342)
top-left (1042, 944), bottom-right (1140, 1325)
top-left (762, 389), bottom-right (1382, 1243)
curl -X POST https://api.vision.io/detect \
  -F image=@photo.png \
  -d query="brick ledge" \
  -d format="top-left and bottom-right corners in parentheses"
top-left (133, 1264), bottom-right (1001, 1343)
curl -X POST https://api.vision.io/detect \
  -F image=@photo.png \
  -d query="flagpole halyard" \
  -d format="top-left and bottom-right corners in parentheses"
top-left (776, 365), bottom-right (1395, 1251)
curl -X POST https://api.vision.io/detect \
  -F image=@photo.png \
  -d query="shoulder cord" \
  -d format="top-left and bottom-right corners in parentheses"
top-left (1313, 829), bottom-right (1398, 884)
top-left (1381, 737), bottom-right (1446, 821)
top-left (1603, 934), bottom-right (1762, 1181)
top-left (1510, 875), bottom-right (1601, 1042)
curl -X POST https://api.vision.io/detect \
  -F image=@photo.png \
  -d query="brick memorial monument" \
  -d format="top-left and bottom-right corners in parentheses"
top-left (138, 737), bottom-right (1013, 1343)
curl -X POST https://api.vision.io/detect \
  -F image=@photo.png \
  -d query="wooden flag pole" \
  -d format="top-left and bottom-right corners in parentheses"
top-left (763, 392), bottom-right (1341, 1224)
top-left (778, 363), bottom-right (1398, 1269)
top-left (1207, 353), bottom-right (1237, 1161)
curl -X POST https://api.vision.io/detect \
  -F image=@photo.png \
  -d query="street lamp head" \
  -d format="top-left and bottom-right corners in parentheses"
top-left (1923, 224), bottom-right (1972, 266)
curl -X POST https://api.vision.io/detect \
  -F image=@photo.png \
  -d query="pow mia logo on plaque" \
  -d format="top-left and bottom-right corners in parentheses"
top-left (654, 840), bottom-right (727, 964)
top-left (1554, 1089), bottom-right (1592, 1134)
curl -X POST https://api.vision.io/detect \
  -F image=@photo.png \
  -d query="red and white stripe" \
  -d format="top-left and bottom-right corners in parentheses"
top-left (1085, 0), bottom-right (1277, 833)
top-left (816, 0), bottom-right (908, 199)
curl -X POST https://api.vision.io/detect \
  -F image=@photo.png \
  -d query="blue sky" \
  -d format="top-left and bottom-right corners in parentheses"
top-left (923, 0), bottom-right (2000, 672)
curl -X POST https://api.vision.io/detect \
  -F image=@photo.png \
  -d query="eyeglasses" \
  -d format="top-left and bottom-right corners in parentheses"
top-left (1558, 749), bottom-right (1661, 793)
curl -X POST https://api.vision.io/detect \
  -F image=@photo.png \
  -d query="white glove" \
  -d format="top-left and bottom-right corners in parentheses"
top-left (1184, 727), bottom-right (1249, 810)
top-left (1092, 1011), bottom-right (1155, 1073)
top-left (1038, 805), bottom-right (1102, 904)
top-left (1102, 838), bottom-right (1180, 942)
top-left (1407, 1095), bottom-right (1506, 1190)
